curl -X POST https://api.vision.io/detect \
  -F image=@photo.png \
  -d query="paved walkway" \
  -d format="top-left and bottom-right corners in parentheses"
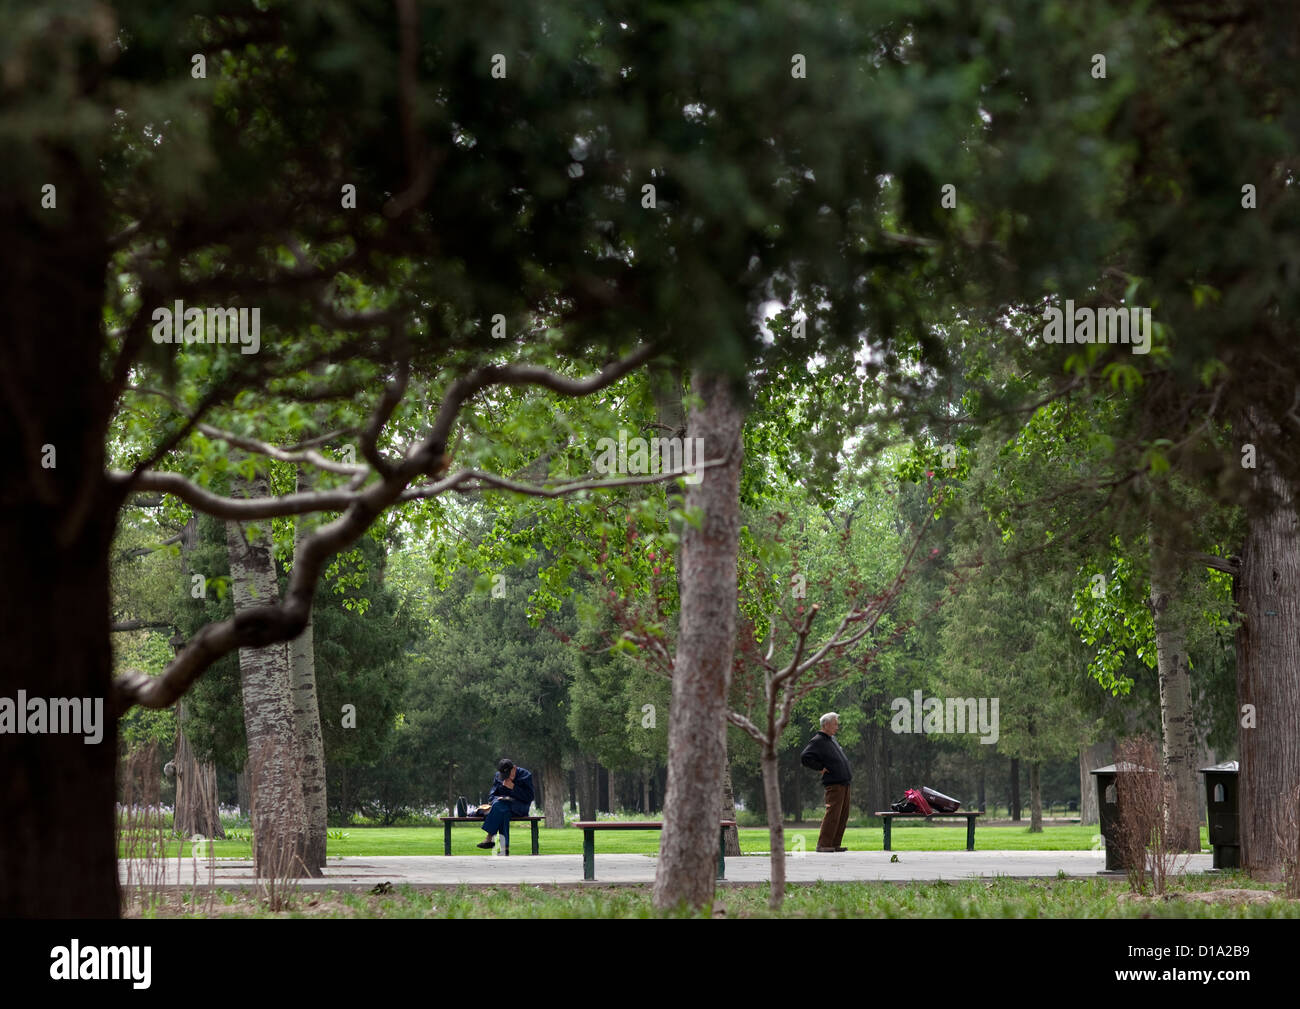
top-left (120, 850), bottom-right (1216, 890)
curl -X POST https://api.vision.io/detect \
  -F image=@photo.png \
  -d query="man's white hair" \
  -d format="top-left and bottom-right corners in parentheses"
top-left (820, 712), bottom-right (839, 729)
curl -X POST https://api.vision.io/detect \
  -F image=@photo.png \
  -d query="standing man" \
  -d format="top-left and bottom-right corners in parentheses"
top-left (800, 712), bottom-right (852, 852)
top-left (477, 758), bottom-right (534, 854)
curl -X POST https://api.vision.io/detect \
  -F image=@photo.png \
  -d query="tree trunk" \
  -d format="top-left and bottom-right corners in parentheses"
top-left (0, 504), bottom-right (119, 916)
top-left (289, 625), bottom-right (327, 871)
top-left (1079, 739), bottom-right (1111, 825)
top-left (863, 711), bottom-right (889, 816)
top-left (226, 474), bottom-right (311, 877)
top-left (760, 749), bottom-right (786, 910)
top-left (1196, 735), bottom-right (1217, 825)
top-left (543, 757), bottom-right (566, 827)
top-left (1010, 758), bottom-right (1021, 821)
top-left (642, 770), bottom-right (651, 815)
top-left (290, 474), bottom-right (329, 870)
top-left (577, 756), bottom-right (597, 823)
top-left (1148, 529), bottom-right (1203, 852)
top-left (1235, 409), bottom-right (1300, 879)
top-left (173, 702), bottom-right (225, 839)
top-left (1028, 761), bottom-right (1043, 832)
top-left (173, 519), bottom-right (225, 840)
top-left (653, 373), bottom-right (744, 912)
top-left (720, 759), bottom-right (742, 856)
top-left (977, 764), bottom-right (986, 814)
top-left (0, 115), bottom-right (123, 917)
top-left (237, 766), bottom-right (252, 817)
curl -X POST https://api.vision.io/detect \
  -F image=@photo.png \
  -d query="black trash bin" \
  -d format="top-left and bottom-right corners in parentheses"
top-left (1090, 762), bottom-right (1157, 872)
top-left (1199, 761), bottom-right (1239, 870)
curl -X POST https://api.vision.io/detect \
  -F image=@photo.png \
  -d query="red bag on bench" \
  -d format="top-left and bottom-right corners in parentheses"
top-left (921, 786), bottom-right (961, 813)
top-left (904, 787), bottom-right (934, 815)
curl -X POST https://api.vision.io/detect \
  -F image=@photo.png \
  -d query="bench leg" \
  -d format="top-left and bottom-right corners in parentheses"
top-left (444, 820), bottom-right (452, 856)
top-left (531, 820), bottom-right (540, 856)
top-left (717, 827), bottom-right (726, 880)
top-left (583, 829), bottom-right (595, 881)
top-left (967, 817), bottom-right (975, 852)
top-left (883, 818), bottom-right (892, 852)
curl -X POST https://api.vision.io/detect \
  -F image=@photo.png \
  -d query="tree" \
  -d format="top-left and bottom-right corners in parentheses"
top-left (313, 533), bottom-right (415, 822)
top-left (617, 460), bottom-right (949, 908)
top-left (224, 471), bottom-right (311, 876)
top-left (653, 374), bottom-right (746, 911)
top-left (3, 0), bottom-right (1146, 915)
top-left (1012, 2), bottom-right (1300, 877)
top-left (941, 556), bottom-right (1092, 832)
top-left (289, 470), bottom-right (328, 869)
top-left (1234, 408), bottom-right (1300, 877)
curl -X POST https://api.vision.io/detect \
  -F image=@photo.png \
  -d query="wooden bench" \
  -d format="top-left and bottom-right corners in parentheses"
top-left (873, 811), bottom-right (981, 851)
top-left (572, 820), bottom-right (737, 881)
top-left (439, 815), bottom-right (545, 855)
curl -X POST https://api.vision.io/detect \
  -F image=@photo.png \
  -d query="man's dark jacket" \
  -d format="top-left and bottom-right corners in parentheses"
top-left (488, 766), bottom-right (535, 816)
top-left (800, 732), bottom-right (852, 787)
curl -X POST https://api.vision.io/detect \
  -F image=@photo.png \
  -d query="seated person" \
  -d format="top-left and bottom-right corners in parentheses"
top-left (477, 758), bottom-right (534, 853)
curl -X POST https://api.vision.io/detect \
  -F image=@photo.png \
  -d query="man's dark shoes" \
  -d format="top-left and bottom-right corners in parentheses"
top-left (476, 839), bottom-right (494, 849)
top-left (816, 846), bottom-right (838, 852)
top-left (835, 846), bottom-right (848, 852)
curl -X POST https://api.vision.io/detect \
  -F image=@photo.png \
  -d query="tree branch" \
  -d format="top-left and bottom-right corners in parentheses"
top-left (194, 423), bottom-right (365, 475)
top-left (1189, 550), bottom-right (1239, 577)
top-left (112, 344), bottom-right (666, 713)
top-left (116, 532), bottom-right (184, 561)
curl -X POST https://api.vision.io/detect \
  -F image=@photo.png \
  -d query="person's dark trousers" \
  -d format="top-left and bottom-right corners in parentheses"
top-left (482, 799), bottom-right (529, 850)
top-left (817, 784), bottom-right (851, 850)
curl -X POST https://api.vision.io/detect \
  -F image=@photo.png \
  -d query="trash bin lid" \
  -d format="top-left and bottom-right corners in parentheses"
top-left (1089, 762), bottom-right (1157, 774)
top-left (1197, 760), bottom-right (1239, 774)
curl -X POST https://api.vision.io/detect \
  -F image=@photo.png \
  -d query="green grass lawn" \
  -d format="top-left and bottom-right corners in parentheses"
top-left (119, 822), bottom-right (1211, 859)
top-left (134, 874), bottom-right (1297, 919)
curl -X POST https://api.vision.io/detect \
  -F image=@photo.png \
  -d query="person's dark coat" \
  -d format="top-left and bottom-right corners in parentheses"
top-left (800, 732), bottom-right (852, 787)
top-left (488, 766), bottom-right (534, 816)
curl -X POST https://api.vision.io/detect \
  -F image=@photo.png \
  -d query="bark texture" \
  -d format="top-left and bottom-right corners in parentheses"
top-left (1079, 739), bottom-right (1112, 825)
top-left (577, 756), bottom-right (597, 823)
top-left (760, 750), bottom-right (786, 909)
top-left (862, 708), bottom-right (890, 816)
top-left (290, 472), bottom-right (328, 870)
top-left (1028, 761), bottom-right (1043, 832)
top-left (226, 473), bottom-right (311, 877)
top-left (653, 373), bottom-right (744, 911)
top-left (1148, 530), bottom-right (1203, 852)
top-left (543, 758), bottom-right (566, 827)
top-left (720, 760), bottom-right (742, 856)
top-left (289, 612), bottom-right (327, 870)
top-left (1235, 410), bottom-right (1300, 879)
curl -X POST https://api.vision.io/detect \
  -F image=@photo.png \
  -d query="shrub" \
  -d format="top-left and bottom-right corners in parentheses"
top-left (1115, 735), bottom-right (1189, 895)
